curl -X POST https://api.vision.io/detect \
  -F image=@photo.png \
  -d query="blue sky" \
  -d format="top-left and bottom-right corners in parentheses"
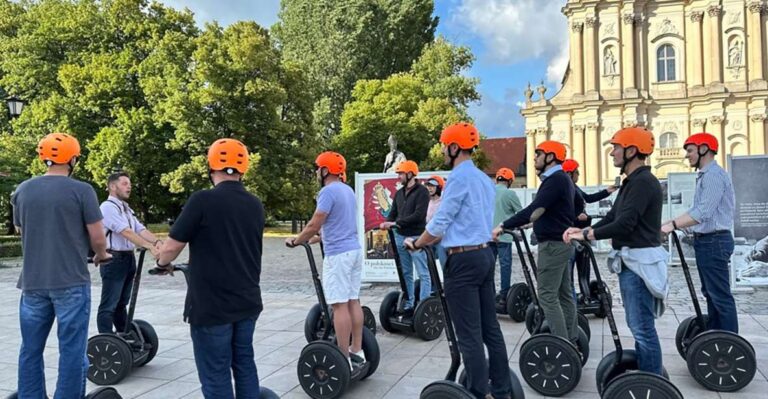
top-left (160, 0), bottom-right (569, 138)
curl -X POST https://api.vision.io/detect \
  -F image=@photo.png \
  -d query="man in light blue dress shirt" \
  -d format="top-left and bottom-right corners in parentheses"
top-left (405, 123), bottom-right (513, 399)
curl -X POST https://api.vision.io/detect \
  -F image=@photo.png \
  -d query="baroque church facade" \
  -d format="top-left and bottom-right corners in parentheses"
top-left (522, 0), bottom-right (768, 187)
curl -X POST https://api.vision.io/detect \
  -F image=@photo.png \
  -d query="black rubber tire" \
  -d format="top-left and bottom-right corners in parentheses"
top-left (304, 303), bottom-right (332, 343)
top-left (589, 280), bottom-right (611, 319)
top-left (457, 364), bottom-right (524, 398)
top-left (519, 334), bottom-right (582, 396)
top-left (259, 387), bottom-right (280, 399)
top-left (362, 306), bottom-right (377, 336)
top-left (506, 283), bottom-right (530, 322)
top-left (414, 296), bottom-right (445, 341)
top-left (87, 334), bottom-right (134, 385)
top-left (526, 305), bottom-right (591, 345)
top-left (602, 371), bottom-right (683, 399)
top-left (525, 303), bottom-right (539, 334)
top-left (132, 319), bottom-right (158, 367)
top-left (297, 341), bottom-right (350, 399)
top-left (360, 326), bottom-right (381, 379)
top-left (378, 291), bottom-right (399, 333)
top-left (420, 381), bottom-right (475, 398)
top-left (577, 312), bottom-right (591, 342)
top-left (86, 387), bottom-right (123, 399)
top-left (575, 327), bottom-right (590, 366)
top-left (595, 350), bottom-right (670, 395)
top-left (686, 330), bottom-right (756, 392)
top-left (675, 314), bottom-right (708, 359)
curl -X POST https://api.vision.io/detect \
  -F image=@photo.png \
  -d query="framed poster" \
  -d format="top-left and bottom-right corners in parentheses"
top-left (729, 156), bottom-right (768, 286)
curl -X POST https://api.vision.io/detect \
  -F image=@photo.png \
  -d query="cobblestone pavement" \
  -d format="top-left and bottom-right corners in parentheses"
top-left (1, 237), bottom-right (767, 398)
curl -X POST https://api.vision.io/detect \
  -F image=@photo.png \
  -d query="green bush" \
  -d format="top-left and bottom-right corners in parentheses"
top-left (0, 241), bottom-right (22, 258)
top-left (0, 235), bottom-right (21, 244)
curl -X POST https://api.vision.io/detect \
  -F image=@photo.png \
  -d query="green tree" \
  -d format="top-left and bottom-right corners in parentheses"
top-left (273, 0), bottom-right (437, 136)
top-left (334, 37), bottom-right (480, 176)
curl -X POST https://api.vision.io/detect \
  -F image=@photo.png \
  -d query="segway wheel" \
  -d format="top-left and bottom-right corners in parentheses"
top-left (360, 326), bottom-right (381, 379)
top-left (131, 319), bottom-right (158, 367)
top-left (506, 283), bottom-right (530, 322)
top-left (686, 330), bottom-right (756, 392)
top-left (259, 387), bottom-right (280, 399)
top-left (362, 306), bottom-right (377, 336)
top-left (85, 387), bottom-right (123, 399)
top-left (524, 303), bottom-right (539, 334)
top-left (675, 314), bottom-right (708, 358)
top-left (596, 350), bottom-right (670, 395)
top-left (577, 312), bottom-right (591, 342)
top-left (458, 365), bottom-right (524, 398)
top-left (297, 341), bottom-right (350, 399)
top-left (414, 296), bottom-right (445, 341)
top-left (601, 371), bottom-right (683, 399)
top-left (304, 303), bottom-right (332, 343)
top-left (420, 381), bottom-right (474, 398)
top-left (589, 280), bottom-right (611, 319)
top-left (87, 334), bottom-right (133, 385)
top-left (378, 291), bottom-right (399, 333)
top-left (519, 334), bottom-right (582, 396)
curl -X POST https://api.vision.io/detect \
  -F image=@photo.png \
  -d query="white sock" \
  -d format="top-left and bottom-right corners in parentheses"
top-left (353, 349), bottom-right (366, 362)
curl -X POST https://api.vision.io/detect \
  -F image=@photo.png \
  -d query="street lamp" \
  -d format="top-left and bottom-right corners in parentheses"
top-left (6, 96), bottom-right (24, 118)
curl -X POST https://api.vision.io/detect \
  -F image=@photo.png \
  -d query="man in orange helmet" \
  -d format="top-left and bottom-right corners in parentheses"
top-left (565, 127), bottom-right (666, 375)
top-left (156, 138), bottom-right (267, 396)
top-left (491, 167), bottom-right (521, 313)
top-left (380, 160), bottom-right (431, 315)
top-left (286, 151), bottom-right (368, 376)
top-left (406, 123), bottom-right (514, 399)
top-left (493, 141), bottom-right (577, 344)
top-left (12, 133), bottom-right (111, 398)
top-left (661, 133), bottom-right (738, 333)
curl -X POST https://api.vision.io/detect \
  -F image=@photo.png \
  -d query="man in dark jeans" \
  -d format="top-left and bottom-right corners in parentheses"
top-left (97, 172), bottom-right (162, 334)
top-left (12, 133), bottom-right (111, 398)
top-left (156, 138), bottom-right (265, 397)
top-left (406, 122), bottom-right (512, 399)
top-left (662, 132), bottom-right (738, 333)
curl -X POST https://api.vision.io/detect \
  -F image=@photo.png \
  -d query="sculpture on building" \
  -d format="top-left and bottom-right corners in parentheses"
top-left (382, 134), bottom-right (407, 173)
top-left (524, 82), bottom-right (534, 107)
top-left (537, 80), bottom-right (547, 101)
top-left (729, 39), bottom-right (743, 67)
top-left (604, 47), bottom-right (618, 75)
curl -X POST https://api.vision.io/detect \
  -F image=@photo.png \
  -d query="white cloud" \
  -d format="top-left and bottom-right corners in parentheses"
top-left (469, 92), bottom-right (524, 137)
top-left (546, 40), bottom-right (569, 86)
top-left (454, 0), bottom-right (568, 64)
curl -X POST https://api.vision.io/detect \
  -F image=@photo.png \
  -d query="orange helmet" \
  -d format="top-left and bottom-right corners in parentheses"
top-left (425, 175), bottom-right (445, 188)
top-left (562, 159), bottom-right (580, 173)
top-left (315, 151), bottom-right (346, 175)
top-left (495, 167), bottom-right (515, 181)
top-left (440, 122), bottom-right (480, 150)
top-left (38, 133), bottom-right (81, 165)
top-left (684, 133), bottom-right (719, 153)
top-left (207, 138), bottom-right (249, 174)
top-left (394, 160), bottom-right (419, 176)
top-left (610, 127), bottom-right (655, 155)
top-left (535, 141), bottom-right (567, 162)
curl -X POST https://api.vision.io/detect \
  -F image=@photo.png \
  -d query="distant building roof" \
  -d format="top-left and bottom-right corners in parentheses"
top-left (480, 137), bottom-right (526, 177)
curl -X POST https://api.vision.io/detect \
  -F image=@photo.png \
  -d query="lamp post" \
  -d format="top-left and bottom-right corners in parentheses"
top-left (6, 96), bottom-right (24, 119)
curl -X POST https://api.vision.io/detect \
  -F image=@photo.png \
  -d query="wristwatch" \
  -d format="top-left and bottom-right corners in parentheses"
top-left (582, 228), bottom-right (591, 241)
top-left (156, 259), bottom-right (170, 268)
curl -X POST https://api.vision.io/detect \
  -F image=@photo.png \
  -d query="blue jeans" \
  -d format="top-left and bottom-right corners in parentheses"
top-left (619, 268), bottom-right (663, 375)
top-left (444, 248), bottom-right (512, 398)
top-left (694, 232), bottom-right (738, 333)
top-left (97, 252), bottom-right (136, 333)
top-left (394, 232), bottom-right (431, 309)
top-left (18, 284), bottom-right (91, 399)
top-left (190, 314), bottom-right (261, 398)
top-left (489, 242), bottom-right (512, 297)
top-left (433, 242), bottom-right (448, 271)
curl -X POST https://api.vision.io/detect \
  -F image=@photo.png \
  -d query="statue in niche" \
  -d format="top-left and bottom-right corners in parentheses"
top-left (729, 39), bottom-right (743, 67)
top-left (604, 47), bottom-right (618, 75)
top-left (383, 134), bottom-right (407, 173)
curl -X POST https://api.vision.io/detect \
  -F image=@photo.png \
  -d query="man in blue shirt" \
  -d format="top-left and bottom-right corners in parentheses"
top-left (406, 123), bottom-right (512, 399)
top-left (661, 132), bottom-right (738, 333)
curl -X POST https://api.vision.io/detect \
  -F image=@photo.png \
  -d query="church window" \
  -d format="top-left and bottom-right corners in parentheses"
top-left (657, 44), bottom-right (676, 82)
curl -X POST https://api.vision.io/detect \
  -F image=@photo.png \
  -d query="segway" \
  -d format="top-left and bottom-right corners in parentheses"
top-left (148, 264), bottom-right (280, 399)
top-left (378, 227), bottom-right (444, 341)
top-left (575, 240), bottom-right (682, 398)
top-left (419, 246), bottom-right (525, 398)
top-left (671, 232), bottom-right (756, 392)
top-left (509, 229), bottom-right (588, 397)
top-left (86, 249), bottom-right (159, 385)
top-left (289, 243), bottom-right (380, 399)
top-left (304, 240), bottom-right (377, 342)
top-left (574, 239), bottom-right (611, 318)
top-left (5, 387), bottom-right (122, 399)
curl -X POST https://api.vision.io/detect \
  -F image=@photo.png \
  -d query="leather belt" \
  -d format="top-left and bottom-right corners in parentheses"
top-left (108, 250), bottom-right (134, 255)
top-left (446, 243), bottom-right (488, 256)
top-left (692, 230), bottom-right (730, 239)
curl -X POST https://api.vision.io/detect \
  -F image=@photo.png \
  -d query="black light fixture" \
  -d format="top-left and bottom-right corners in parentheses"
top-left (6, 96), bottom-right (24, 118)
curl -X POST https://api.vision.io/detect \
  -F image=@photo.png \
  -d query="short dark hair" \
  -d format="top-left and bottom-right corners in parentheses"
top-left (637, 154), bottom-right (648, 161)
top-left (107, 172), bottom-right (130, 186)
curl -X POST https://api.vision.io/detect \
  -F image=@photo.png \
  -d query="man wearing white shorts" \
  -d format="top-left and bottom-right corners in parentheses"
top-left (287, 151), bottom-right (366, 376)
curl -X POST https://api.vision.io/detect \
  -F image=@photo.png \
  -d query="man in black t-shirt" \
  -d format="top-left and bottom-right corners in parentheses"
top-left (156, 138), bottom-right (265, 397)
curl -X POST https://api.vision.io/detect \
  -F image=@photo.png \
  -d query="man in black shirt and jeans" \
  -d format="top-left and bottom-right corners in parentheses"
top-left (564, 127), bottom-right (665, 375)
top-left (380, 160), bottom-right (431, 315)
top-left (156, 138), bottom-right (266, 397)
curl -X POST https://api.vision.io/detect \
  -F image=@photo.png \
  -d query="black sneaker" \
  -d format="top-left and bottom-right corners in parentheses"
top-left (350, 353), bottom-right (366, 379)
top-left (401, 308), bottom-right (415, 319)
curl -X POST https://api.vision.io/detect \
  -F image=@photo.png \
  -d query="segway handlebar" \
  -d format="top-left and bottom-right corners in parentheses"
top-left (148, 263), bottom-right (189, 275)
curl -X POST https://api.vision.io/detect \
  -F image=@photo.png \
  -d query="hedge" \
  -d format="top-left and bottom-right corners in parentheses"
top-left (0, 241), bottom-right (22, 258)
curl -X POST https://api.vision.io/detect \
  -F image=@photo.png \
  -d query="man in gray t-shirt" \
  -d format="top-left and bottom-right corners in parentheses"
top-left (11, 133), bottom-right (110, 398)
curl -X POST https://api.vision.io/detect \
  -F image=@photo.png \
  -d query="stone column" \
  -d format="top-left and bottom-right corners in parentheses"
top-left (584, 16), bottom-right (598, 94)
top-left (709, 115), bottom-right (725, 165)
top-left (690, 11), bottom-right (705, 87)
top-left (748, 2), bottom-right (765, 83)
top-left (622, 13), bottom-right (636, 94)
top-left (570, 21), bottom-right (584, 95)
top-left (707, 5), bottom-right (723, 85)
top-left (525, 129), bottom-right (536, 187)
top-left (572, 124), bottom-right (586, 175)
top-left (749, 113), bottom-right (767, 154)
top-left (585, 122), bottom-right (600, 185)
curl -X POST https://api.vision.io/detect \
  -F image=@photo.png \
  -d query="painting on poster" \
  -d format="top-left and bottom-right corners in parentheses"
top-left (666, 173), bottom-right (697, 265)
top-left (729, 156), bottom-right (768, 286)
